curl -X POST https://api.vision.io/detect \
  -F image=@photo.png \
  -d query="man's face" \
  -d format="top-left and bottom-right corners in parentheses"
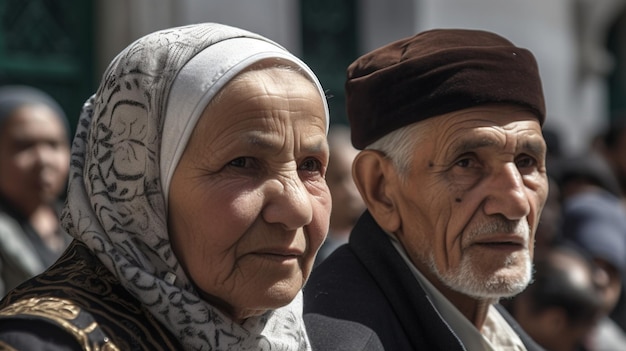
top-left (391, 104), bottom-right (548, 300)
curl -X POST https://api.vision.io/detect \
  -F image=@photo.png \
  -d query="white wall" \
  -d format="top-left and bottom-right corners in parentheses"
top-left (95, 0), bottom-right (300, 77)
top-left (95, 0), bottom-right (624, 154)
top-left (359, 0), bottom-right (626, 154)
top-left (181, 0), bottom-right (301, 54)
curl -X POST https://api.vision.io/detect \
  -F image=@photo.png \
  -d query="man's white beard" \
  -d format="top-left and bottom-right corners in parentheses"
top-left (427, 219), bottom-right (533, 300)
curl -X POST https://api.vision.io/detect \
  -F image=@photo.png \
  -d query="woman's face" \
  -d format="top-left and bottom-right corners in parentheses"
top-left (168, 67), bottom-right (330, 322)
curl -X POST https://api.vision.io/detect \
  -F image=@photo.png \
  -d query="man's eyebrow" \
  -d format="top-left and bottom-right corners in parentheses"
top-left (449, 136), bottom-right (546, 156)
top-left (519, 139), bottom-right (546, 155)
top-left (449, 137), bottom-right (497, 155)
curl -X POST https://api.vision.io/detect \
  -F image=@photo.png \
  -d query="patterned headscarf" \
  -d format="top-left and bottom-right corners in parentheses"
top-left (61, 23), bottom-right (328, 350)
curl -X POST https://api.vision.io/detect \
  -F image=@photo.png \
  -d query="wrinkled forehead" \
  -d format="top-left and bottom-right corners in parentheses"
top-left (411, 104), bottom-right (545, 157)
top-left (423, 104), bottom-right (543, 134)
top-left (160, 36), bottom-right (329, 207)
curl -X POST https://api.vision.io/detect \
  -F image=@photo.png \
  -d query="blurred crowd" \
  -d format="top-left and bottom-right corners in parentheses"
top-left (1, 84), bottom-right (626, 351)
top-left (0, 35), bottom-right (626, 351)
top-left (503, 120), bottom-right (626, 351)
top-left (0, 86), bottom-right (71, 296)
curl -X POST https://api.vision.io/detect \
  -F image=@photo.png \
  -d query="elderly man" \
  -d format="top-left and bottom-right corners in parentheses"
top-left (303, 29), bottom-right (548, 350)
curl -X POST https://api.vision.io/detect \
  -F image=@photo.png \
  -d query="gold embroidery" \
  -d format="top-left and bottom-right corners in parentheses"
top-left (0, 297), bottom-right (120, 351)
top-left (0, 340), bottom-right (18, 350)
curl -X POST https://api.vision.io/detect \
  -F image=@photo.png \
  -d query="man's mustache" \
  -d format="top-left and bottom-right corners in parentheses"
top-left (466, 215), bottom-right (530, 243)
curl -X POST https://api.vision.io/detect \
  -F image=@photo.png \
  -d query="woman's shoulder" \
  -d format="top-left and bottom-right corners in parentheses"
top-left (0, 296), bottom-right (114, 350)
top-left (0, 241), bottom-right (183, 351)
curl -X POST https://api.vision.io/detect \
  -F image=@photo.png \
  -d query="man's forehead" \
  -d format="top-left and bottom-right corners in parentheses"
top-left (427, 118), bottom-right (545, 158)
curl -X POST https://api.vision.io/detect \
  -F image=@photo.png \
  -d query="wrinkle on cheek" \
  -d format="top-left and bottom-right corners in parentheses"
top-left (435, 206), bottom-right (457, 268)
top-left (311, 184), bottom-right (332, 210)
top-left (208, 256), bottom-right (250, 297)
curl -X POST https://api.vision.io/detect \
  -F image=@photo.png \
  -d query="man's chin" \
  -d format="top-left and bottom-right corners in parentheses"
top-left (438, 261), bottom-right (532, 300)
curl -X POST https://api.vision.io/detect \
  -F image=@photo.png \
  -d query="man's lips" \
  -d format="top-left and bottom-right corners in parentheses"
top-left (471, 235), bottom-right (527, 248)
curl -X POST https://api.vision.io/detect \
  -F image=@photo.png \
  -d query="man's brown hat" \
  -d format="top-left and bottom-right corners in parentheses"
top-left (346, 28), bottom-right (546, 149)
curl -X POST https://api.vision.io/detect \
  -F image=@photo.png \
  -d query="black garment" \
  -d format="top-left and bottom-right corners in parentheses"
top-left (0, 240), bottom-right (182, 350)
top-left (304, 313), bottom-right (384, 351)
top-left (0, 194), bottom-right (73, 296)
top-left (304, 211), bottom-right (544, 351)
top-left (0, 194), bottom-right (72, 267)
top-left (0, 194), bottom-right (70, 268)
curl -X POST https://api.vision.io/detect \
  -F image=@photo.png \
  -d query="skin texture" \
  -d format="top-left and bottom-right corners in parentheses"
top-left (354, 104), bottom-right (548, 328)
top-left (168, 67), bottom-right (331, 323)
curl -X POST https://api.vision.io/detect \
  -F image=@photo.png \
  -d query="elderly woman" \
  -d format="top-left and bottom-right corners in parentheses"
top-left (0, 23), bottom-right (331, 350)
top-left (0, 86), bottom-right (71, 296)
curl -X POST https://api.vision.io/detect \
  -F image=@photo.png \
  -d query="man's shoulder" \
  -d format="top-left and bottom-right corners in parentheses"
top-left (305, 245), bottom-right (385, 312)
top-left (304, 244), bottom-right (417, 350)
top-left (304, 313), bottom-right (384, 351)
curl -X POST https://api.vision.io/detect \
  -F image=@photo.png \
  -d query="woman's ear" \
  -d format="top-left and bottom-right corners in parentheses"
top-left (352, 150), bottom-right (401, 233)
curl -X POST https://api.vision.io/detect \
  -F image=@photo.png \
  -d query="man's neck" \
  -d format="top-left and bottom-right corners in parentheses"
top-left (419, 267), bottom-right (496, 329)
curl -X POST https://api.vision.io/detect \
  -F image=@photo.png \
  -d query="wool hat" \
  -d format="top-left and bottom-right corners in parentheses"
top-left (562, 191), bottom-right (626, 274)
top-left (346, 28), bottom-right (545, 149)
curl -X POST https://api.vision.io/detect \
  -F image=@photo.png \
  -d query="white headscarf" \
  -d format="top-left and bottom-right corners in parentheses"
top-left (61, 23), bottom-right (328, 350)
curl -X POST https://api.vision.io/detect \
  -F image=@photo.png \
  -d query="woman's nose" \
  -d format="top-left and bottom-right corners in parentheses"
top-left (262, 173), bottom-right (313, 230)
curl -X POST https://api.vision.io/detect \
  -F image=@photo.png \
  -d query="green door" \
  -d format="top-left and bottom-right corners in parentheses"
top-left (0, 0), bottom-right (94, 134)
top-left (301, 0), bottom-right (357, 126)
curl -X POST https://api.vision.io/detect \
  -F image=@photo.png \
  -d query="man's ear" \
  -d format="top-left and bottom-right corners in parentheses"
top-left (352, 150), bottom-right (401, 232)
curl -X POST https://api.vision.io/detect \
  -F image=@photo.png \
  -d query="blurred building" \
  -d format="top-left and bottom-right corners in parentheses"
top-left (1, 0), bottom-right (625, 155)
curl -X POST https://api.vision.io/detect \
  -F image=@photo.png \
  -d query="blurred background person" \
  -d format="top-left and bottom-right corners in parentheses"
top-left (0, 85), bottom-right (71, 296)
top-left (558, 161), bottom-right (626, 350)
top-left (594, 118), bottom-right (626, 332)
top-left (507, 242), bottom-right (604, 351)
top-left (534, 175), bottom-right (563, 252)
top-left (533, 127), bottom-right (565, 252)
top-left (598, 118), bottom-right (626, 202)
top-left (315, 124), bottom-right (365, 265)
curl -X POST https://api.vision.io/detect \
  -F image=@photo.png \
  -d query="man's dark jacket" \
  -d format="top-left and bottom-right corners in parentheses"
top-left (303, 211), bottom-right (544, 351)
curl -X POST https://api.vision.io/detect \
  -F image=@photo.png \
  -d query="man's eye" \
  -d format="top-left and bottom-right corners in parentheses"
top-left (228, 157), bottom-right (249, 168)
top-left (299, 158), bottom-right (322, 172)
top-left (455, 158), bottom-right (472, 168)
top-left (516, 155), bottom-right (536, 168)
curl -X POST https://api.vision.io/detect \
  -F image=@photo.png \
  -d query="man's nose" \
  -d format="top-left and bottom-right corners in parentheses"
top-left (482, 163), bottom-right (531, 220)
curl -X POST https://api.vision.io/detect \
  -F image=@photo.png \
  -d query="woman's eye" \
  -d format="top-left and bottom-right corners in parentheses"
top-left (299, 158), bottom-right (323, 173)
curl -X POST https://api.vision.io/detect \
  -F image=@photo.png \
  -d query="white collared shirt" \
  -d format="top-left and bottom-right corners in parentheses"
top-left (388, 235), bottom-right (527, 351)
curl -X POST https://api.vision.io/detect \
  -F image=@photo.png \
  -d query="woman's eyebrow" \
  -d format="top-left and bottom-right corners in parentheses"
top-left (243, 134), bottom-right (327, 153)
